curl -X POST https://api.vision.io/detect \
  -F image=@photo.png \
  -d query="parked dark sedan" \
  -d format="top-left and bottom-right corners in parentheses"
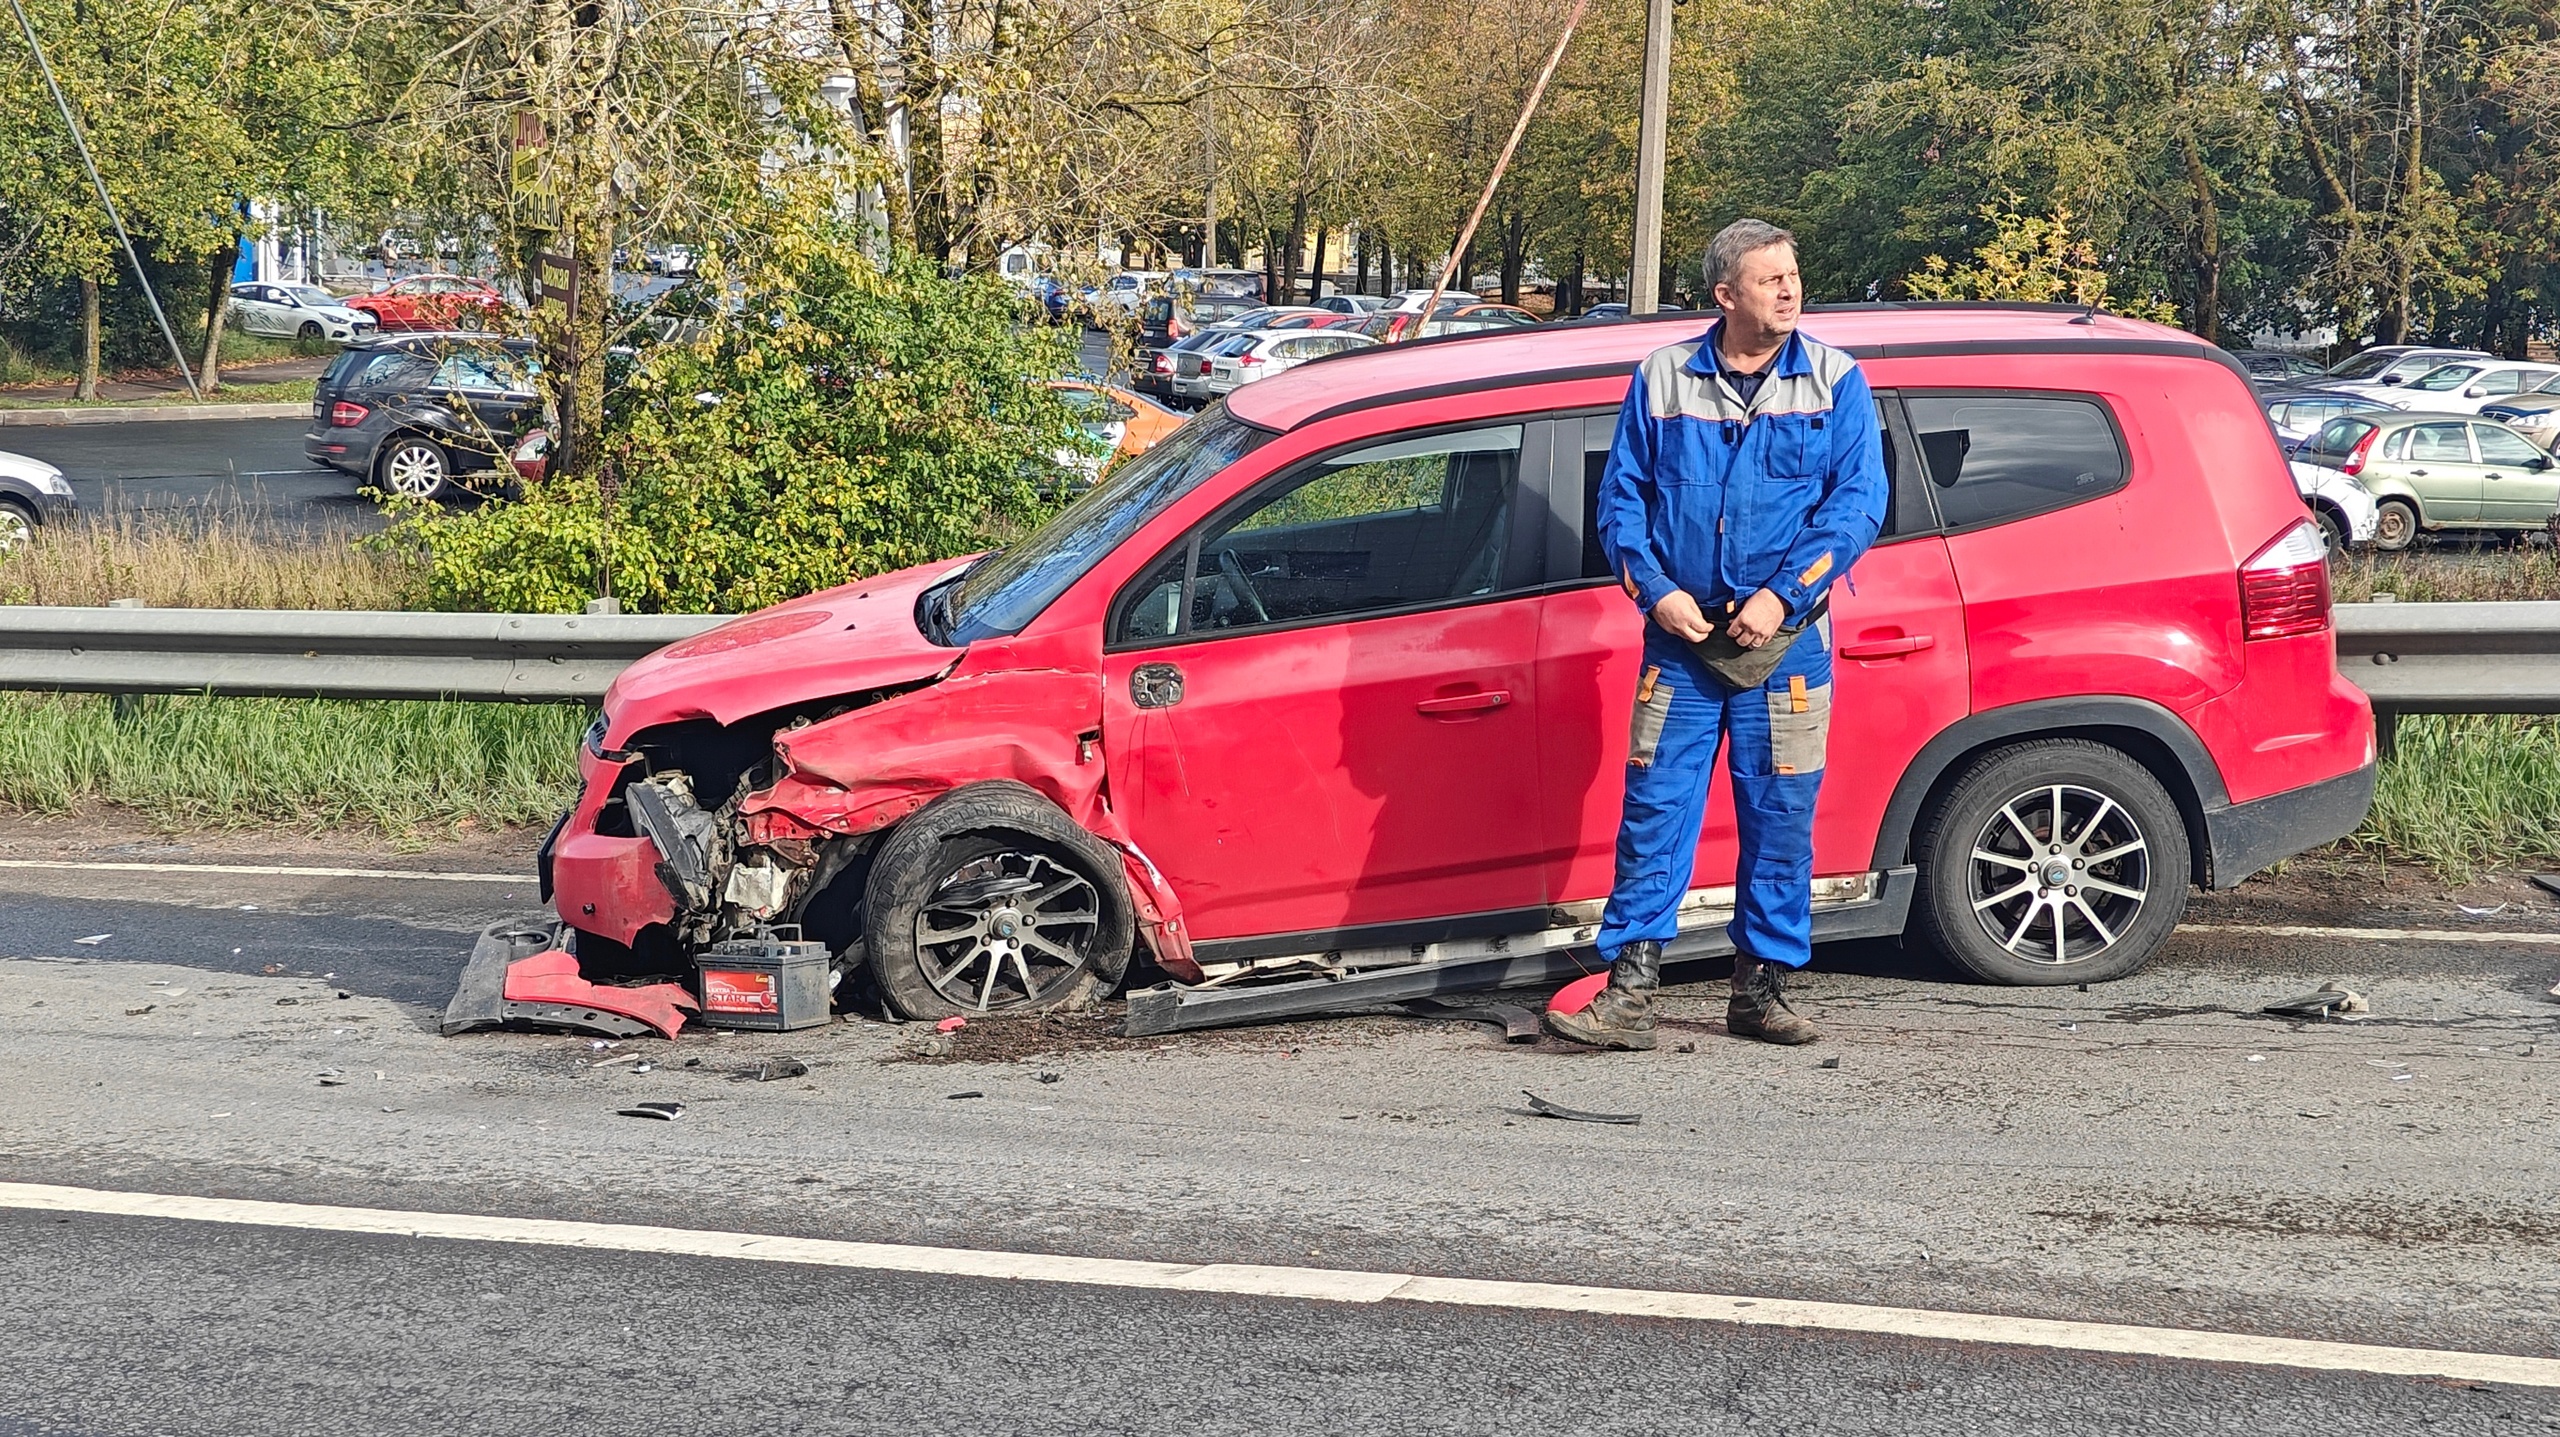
top-left (304, 335), bottom-right (544, 500)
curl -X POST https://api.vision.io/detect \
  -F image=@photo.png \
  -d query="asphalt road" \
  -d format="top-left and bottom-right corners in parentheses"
top-left (0, 417), bottom-right (379, 534)
top-left (1, 846), bottom-right (2556, 1433)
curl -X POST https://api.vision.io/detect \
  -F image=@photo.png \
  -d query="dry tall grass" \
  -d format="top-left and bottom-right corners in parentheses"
top-left (0, 510), bottom-right (422, 610)
top-left (2331, 546), bottom-right (2560, 604)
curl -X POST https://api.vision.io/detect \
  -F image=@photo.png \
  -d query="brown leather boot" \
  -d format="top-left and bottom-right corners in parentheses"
top-left (1545, 941), bottom-right (1661, 1051)
top-left (1728, 956), bottom-right (1820, 1044)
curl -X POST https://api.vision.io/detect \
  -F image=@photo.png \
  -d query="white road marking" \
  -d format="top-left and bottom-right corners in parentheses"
top-left (2180, 922), bottom-right (2560, 945)
top-left (0, 859), bottom-right (526, 884)
top-left (3, 1181), bottom-right (2553, 1388)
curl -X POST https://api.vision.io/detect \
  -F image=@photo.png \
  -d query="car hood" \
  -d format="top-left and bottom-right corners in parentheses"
top-left (0, 449), bottom-right (64, 485)
top-left (599, 556), bottom-right (974, 740)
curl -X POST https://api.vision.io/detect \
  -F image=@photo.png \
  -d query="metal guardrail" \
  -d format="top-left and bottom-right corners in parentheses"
top-left (0, 606), bottom-right (728, 702)
top-left (0, 598), bottom-right (2548, 713)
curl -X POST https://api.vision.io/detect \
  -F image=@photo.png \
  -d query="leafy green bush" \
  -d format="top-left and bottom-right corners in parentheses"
top-left (381, 208), bottom-right (1090, 614)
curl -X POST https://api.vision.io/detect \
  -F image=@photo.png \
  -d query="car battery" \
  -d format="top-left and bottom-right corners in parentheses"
top-left (693, 933), bottom-right (834, 1031)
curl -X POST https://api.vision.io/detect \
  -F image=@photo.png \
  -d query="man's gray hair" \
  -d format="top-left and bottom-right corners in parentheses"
top-left (1703, 219), bottom-right (1796, 294)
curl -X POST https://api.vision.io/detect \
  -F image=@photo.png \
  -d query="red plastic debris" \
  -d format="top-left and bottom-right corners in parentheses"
top-left (1547, 971), bottom-right (1609, 1017)
top-left (935, 1016), bottom-right (967, 1033)
top-left (501, 949), bottom-right (699, 1039)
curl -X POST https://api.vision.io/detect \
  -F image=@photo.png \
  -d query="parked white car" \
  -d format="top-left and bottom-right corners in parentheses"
top-left (1098, 272), bottom-right (1163, 314)
top-left (2289, 457), bottom-right (2379, 553)
top-left (1381, 287), bottom-right (1480, 313)
top-left (2370, 361), bottom-right (2560, 414)
top-left (1203, 328), bottom-right (1377, 398)
top-left (228, 282), bottom-right (378, 343)
top-left (1313, 293), bottom-right (1383, 315)
top-left (2320, 347), bottom-right (2493, 402)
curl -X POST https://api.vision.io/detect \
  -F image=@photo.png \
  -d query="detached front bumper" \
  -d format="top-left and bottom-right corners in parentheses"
top-left (547, 754), bottom-right (677, 944)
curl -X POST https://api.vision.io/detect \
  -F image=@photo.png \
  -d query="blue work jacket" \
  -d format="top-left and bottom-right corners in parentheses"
top-left (1595, 323), bottom-right (1890, 621)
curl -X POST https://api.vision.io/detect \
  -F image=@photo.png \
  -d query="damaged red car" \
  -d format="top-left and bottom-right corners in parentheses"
top-left (529, 303), bottom-right (2376, 1034)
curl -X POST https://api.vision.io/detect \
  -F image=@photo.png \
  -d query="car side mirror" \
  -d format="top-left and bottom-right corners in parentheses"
top-left (2530, 456), bottom-right (2553, 472)
top-left (2466, 387), bottom-right (2486, 398)
top-left (2380, 375), bottom-right (2402, 385)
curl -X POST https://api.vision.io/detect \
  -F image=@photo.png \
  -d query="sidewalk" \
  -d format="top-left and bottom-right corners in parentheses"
top-left (0, 355), bottom-right (332, 406)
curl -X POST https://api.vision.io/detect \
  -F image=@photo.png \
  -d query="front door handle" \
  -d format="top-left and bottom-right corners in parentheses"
top-left (1839, 635), bottom-right (1935, 660)
top-left (1417, 689), bottom-right (1511, 716)
top-left (2410, 469), bottom-right (2429, 477)
top-left (1131, 662), bottom-right (1184, 709)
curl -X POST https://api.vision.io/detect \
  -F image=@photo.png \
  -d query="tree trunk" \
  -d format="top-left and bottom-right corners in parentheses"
top-left (1355, 228), bottom-right (1370, 295)
top-left (2179, 138), bottom-right (2221, 344)
top-left (201, 247), bottom-right (233, 393)
top-left (897, 0), bottom-right (948, 266)
top-left (1308, 224), bottom-right (1328, 302)
top-left (76, 278), bottom-right (101, 402)
top-left (2380, 4), bottom-right (2430, 346)
top-left (1378, 236), bottom-right (1392, 293)
top-left (1499, 208), bottom-right (1526, 306)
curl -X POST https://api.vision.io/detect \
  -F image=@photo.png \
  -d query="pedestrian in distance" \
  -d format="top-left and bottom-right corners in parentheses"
top-left (1546, 219), bottom-right (1890, 1052)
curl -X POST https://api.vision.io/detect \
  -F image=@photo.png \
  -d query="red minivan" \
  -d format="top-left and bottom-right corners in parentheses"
top-left (541, 303), bottom-right (2376, 1023)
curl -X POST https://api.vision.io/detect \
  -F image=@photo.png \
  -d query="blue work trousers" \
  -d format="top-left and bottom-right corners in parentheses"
top-left (1595, 619), bottom-right (1833, 968)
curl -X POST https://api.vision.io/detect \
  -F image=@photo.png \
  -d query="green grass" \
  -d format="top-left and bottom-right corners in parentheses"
top-left (2353, 714), bottom-right (2560, 881)
top-left (2331, 547), bottom-right (2560, 603)
top-left (0, 693), bottom-right (586, 838)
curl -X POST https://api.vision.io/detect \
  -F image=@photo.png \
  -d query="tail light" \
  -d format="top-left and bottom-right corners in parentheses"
top-left (2338, 427), bottom-right (2379, 476)
top-left (1151, 353), bottom-right (1173, 375)
top-left (1169, 317), bottom-right (1189, 339)
top-left (329, 401), bottom-right (370, 427)
top-left (1237, 353), bottom-right (1264, 367)
top-left (2240, 519), bottom-right (2332, 640)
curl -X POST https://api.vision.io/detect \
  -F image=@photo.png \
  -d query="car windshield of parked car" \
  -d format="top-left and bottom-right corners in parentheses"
top-left (941, 410), bottom-right (1267, 645)
top-left (2324, 351), bottom-right (2396, 380)
top-left (1190, 298), bottom-right (1254, 325)
top-left (2407, 364), bottom-right (2479, 392)
top-left (281, 285), bottom-right (337, 307)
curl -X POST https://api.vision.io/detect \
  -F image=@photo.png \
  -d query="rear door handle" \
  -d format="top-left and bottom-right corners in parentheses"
top-left (1417, 689), bottom-right (1511, 716)
top-left (1839, 635), bottom-right (1935, 660)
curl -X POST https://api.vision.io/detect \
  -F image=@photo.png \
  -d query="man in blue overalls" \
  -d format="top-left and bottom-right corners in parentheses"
top-left (1547, 219), bottom-right (1888, 1051)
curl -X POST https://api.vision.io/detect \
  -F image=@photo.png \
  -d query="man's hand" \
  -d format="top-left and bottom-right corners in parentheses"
top-left (1650, 589), bottom-right (1716, 642)
top-left (1728, 589), bottom-right (1787, 648)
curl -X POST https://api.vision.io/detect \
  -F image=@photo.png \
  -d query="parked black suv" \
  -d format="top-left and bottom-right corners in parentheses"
top-left (305, 334), bottom-right (544, 500)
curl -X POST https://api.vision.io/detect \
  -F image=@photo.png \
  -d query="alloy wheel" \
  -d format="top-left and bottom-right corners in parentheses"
top-left (1966, 783), bottom-right (2150, 966)
top-left (382, 442), bottom-right (447, 499)
top-left (912, 849), bottom-right (1102, 1011)
top-left (0, 504), bottom-right (31, 553)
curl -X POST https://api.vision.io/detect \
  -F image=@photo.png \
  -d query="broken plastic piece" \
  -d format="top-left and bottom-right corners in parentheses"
top-left (617, 1101), bottom-right (685, 1120)
top-left (935, 1016), bottom-right (967, 1033)
top-left (1547, 971), bottom-right (1608, 1017)
top-left (74, 934), bottom-right (110, 946)
top-left (1523, 1089), bottom-right (1640, 1125)
top-left (2531, 874), bottom-right (2560, 901)
top-left (443, 918), bottom-right (697, 1039)
top-left (1373, 998), bottom-right (1541, 1042)
top-left (753, 1056), bottom-right (809, 1082)
top-left (947, 1090), bottom-right (985, 1100)
top-left (2263, 983), bottom-right (2369, 1019)
top-left (1818, 1056), bottom-right (1840, 1070)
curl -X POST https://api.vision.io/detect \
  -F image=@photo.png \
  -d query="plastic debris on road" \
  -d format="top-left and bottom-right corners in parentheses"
top-left (935, 1016), bottom-right (967, 1033)
top-left (752, 1056), bottom-right (809, 1082)
top-left (1522, 1090), bottom-right (1640, 1125)
top-left (947, 1090), bottom-right (985, 1100)
top-left (2456, 903), bottom-right (2509, 917)
top-left (616, 1101), bottom-right (684, 1120)
top-left (2263, 983), bottom-right (2369, 1020)
top-left (2532, 874), bottom-right (2560, 901)
top-left (73, 935), bottom-right (110, 946)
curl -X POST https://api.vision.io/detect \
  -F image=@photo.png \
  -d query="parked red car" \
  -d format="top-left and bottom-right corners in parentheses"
top-left (342, 274), bottom-right (507, 332)
top-left (543, 303), bottom-right (2374, 1023)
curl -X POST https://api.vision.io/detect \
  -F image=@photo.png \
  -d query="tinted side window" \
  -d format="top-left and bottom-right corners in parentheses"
top-left (1190, 425), bottom-right (1524, 633)
top-left (1907, 394), bottom-right (2127, 528)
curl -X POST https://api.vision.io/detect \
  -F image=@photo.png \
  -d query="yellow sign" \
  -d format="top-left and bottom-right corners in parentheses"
top-left (511, 110), bottom-right (558, 231)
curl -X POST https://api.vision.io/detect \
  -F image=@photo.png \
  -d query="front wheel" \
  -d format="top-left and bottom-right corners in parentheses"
top-left (864, 782), bottom-right (1134, 1019)
top-left (376, 436), bottom-right (450, 501)
top-left (2373, 498), bottom-right (2418, 552)
top-left (1914, 739), bottom-right (2192, 986)
top-left (2313, 505), bottom-right (2347, 556)
top-left (0, 499), bottom-right (34, 552)
top-left (298, 320), bottom-right (324, 341)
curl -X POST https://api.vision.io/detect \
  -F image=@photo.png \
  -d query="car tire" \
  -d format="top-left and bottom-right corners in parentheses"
top-left (376, 436), bottom-right (451, 501)
top-left (0, 498), bottom-right (35, 552)
top-left (298, 320), bottom-right (324, 341)
top-left (863, 781), bottom-right (1135, 1020)
top-left (1913, 738), bottom-right (2192, 987)
top-left (2313, 505), bottom-right (2347, 556)
top-left (2373, 498), bottom-right (2418, 552)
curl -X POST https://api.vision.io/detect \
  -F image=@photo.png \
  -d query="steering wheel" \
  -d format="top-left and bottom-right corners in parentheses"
top-left (1214, 547), bottom-right (1271, 625)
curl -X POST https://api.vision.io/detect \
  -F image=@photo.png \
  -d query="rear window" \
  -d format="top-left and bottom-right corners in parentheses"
top-left (2307, 416), bottom-right (2380, 464)
top-left (1141, 297), bottom-right (1173, 326)
top-left (1906, 394), bottom-right (2129, 529)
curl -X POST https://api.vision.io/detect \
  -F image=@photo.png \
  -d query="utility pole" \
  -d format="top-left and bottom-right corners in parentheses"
top-left (1628, 0), bottom-right (1672, 314)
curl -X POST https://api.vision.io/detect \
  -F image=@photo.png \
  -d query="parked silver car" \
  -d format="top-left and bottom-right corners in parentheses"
top-left (1203, 328), bottom-right (1377, 398)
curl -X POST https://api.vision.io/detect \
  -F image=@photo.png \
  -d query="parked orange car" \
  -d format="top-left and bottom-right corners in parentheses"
top-left (1048, 379), bottom-right (1184, 473)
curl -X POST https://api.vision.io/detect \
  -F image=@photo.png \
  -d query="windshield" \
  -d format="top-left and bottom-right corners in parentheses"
top-left (2325, 351), bottom-right (2396, 380)
top-left (1190, 297), bottom-right (1253, 324)
top-left (284, 286), bottom-right (338, 307)
top-left (941, 409), bottom-right (1268, 644)
top-left (2408, 364), bottom-right (2478, 391)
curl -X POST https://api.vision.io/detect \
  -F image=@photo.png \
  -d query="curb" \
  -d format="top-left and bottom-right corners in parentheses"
top-left (0, 403), bottom-right (308, 428)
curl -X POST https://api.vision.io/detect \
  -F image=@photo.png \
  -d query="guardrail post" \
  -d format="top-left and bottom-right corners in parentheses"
top-left (106, 597), bottom-right (144, 722)
top-left (2375, 707), bottom-right (2397, 760)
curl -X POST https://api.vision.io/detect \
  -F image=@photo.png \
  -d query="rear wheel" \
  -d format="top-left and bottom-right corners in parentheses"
top-left (1915, 739), bottom-right (2191, 986)
top-left (864, 782), bottom-right (1134, 1019)
top-left (2373, 498), bottom-right (2418, 552)
top-left (376, 436), bottom-right (450, 501)
top-left (0, 498), bottom-right (34, 552)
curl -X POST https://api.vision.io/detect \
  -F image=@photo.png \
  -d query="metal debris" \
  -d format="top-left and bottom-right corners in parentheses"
top-left (2263, 983), bottom-right (2369, 1020)
top-left (752, 1057), bottom-right (809, 1082)
top-left (1522, 1090), bottom-right (1640, 1125)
